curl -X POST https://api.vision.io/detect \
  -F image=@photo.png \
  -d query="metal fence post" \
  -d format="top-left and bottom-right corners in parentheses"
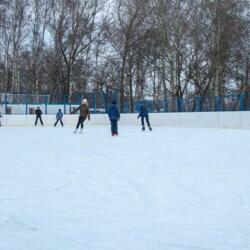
top-left (180, 98), bottom-right (184, 112)
top-left (195, 97), bottom-right (201, 112)
top-left (25, 95), bottom-right (28, 115)
top-left (124, 101), bottom-right (127, 113)
top-left (219, 96), bottom-right (223, 111)
top-left (240, 94), bottom-right (244, 111)
top-left (177, 98), bottom-right (184, 112)
top-left (4, 94), bottom-right (7, 114)
top-left (45, 96), bottom-right (48, 114)
top-left (216, 96), bottom-right (222, 111)
top-left (94, 91), bottom-right (96, 113)
top-left (164, 98), bottom-right (168, 112)
top-left (64, 95), bottom-right (67, 114)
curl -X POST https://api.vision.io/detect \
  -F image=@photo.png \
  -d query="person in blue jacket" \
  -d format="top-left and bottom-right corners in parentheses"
top-left (138, 102), bottom-right (152, 131)
top-left (54, 109), bottom-right (64, 127)
top-left (108, 100), bottom-right (120, 136)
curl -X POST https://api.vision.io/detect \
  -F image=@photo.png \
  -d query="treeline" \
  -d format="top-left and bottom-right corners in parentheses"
top-left (0, 0), bottom-right (249, 111)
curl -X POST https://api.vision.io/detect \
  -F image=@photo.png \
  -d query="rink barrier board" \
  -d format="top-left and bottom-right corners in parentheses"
top-left (1, 112), bottom-right (250, 129)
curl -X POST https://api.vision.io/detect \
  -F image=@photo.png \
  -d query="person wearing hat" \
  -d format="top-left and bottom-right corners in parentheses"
top-left (35, 107), bottom-right (44, 126)
top-left (138, 102), bottom-right (152, 131)
top-left (54, 109), bottom-right (64, 127)
top-left (72, 99), bottom-right (90, 133)
top-left (108, 100), bottom-right (120, 136)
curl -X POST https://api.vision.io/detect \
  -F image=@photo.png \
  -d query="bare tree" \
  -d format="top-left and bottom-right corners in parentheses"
top-left (48, 0), bottom-right (102, 101)
top-left (0, 0), bottom-right (249, 112)
top-left (30, 0), bottom-right (50, 97)
top-left (104, 0), bottom-right (152, 111)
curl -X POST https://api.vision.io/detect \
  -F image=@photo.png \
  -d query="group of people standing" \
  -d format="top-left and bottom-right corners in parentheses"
top-left (34, 107), bottom-right (64, 127)
top-left (34, 98), bottom-right (152, 136)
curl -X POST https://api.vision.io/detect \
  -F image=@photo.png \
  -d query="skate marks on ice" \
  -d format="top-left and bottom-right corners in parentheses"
top-left (0, 207), bottom-right (38, 233)
top-left (1, 127), bottom-right (250, 250)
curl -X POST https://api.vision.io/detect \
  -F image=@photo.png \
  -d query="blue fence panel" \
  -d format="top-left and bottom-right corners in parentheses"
top-left (1, 93), bottom-right (250, 115)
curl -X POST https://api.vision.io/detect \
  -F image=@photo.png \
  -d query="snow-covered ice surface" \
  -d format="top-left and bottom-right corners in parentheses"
top-left (1, 126), bottom-right (250, 250)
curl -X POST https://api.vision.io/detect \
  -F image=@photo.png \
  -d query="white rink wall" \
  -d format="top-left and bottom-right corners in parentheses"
top-left (1, 112), bottom-right (250, 129)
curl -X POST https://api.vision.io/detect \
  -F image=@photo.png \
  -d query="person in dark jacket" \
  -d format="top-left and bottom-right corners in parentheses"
top-left (54, 109), bottom-right (64, 127)
top-left (108, 100), bottom-right (120, 136)
top-left (35, 107), bottom-right (44, 126)
top-left (0, 112), bottom-right (3, 127)
top-left (72, 99), bottom-right (90, 133)
top-left (138, 102), bottom-right (152, 131)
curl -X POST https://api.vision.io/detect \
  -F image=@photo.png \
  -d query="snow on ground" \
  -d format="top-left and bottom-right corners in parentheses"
top-left (0, 125), bottom-right (250, 250)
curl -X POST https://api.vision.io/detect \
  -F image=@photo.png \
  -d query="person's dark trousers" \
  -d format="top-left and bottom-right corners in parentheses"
top-left (76, 116), bottom-right (86, 129)
top-left (54, 119), bottom-right (63, 127)
top-left (35, 116), bottom-right (43, 126)
top-left (110, 119), bottom-right (118, 135)
top-left (141, 114), bottom-right (150, 127)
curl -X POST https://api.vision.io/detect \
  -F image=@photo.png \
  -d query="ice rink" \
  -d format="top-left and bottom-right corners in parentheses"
top-left (1, 125), bottom-right (250, 250)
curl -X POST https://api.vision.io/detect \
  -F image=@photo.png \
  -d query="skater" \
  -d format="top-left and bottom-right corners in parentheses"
top-left (54, 109), bottom-right (64, 127)
top-left (71, 98), bottom-right (90, 133)
top-left (35, 107), bottom-right (44, 126)
top-left (108, 100), bottom-right (120, 136)
top-left (0, 112), bottom-right (3, 127)
top-left (138, 102), bottom-right (152, 131)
